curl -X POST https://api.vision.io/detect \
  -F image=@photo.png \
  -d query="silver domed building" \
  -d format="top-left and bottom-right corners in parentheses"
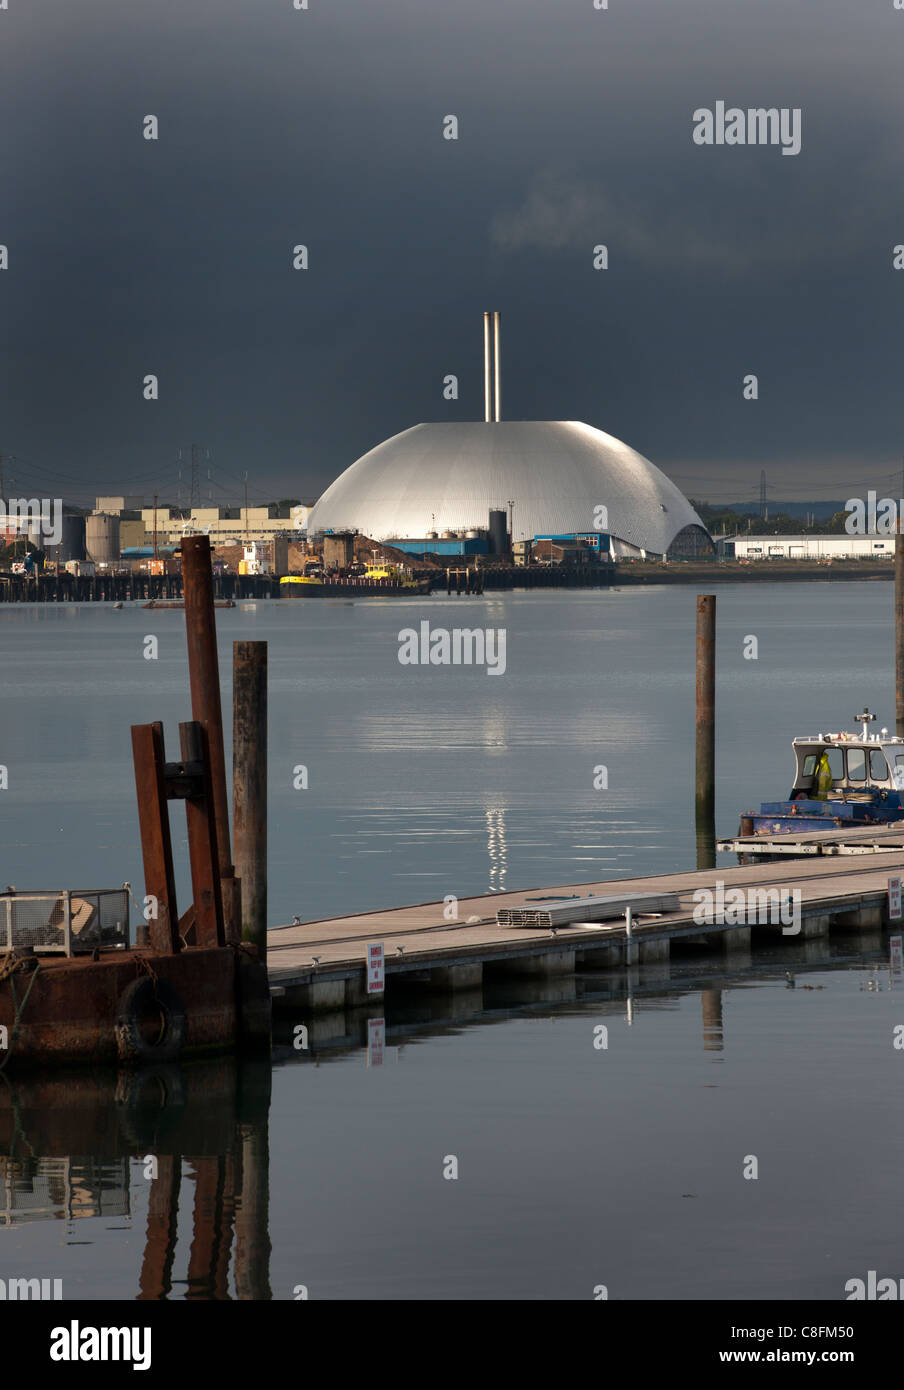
top-left (307, 314), bottom-right (712, 559)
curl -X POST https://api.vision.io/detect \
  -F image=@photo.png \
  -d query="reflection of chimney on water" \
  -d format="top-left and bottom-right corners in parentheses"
top-left (701, 987), bottom-right (724, 1052)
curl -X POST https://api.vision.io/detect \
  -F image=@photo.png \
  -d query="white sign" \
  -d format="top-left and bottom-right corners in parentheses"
top-left (367, 1017), bottom-right (385, 1066)
top-left (891, 935), bottom-right (903, 979)
top-left (889, 878), bottom-right (902, 921)
top-left (367, 941), bottom-right (385, 995)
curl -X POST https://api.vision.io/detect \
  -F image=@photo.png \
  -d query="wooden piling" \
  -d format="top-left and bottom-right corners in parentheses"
top-left (182, 535), bottom-right (238, 942)
top-left (233, 641), bottom-right (267, 965)
top-left (695, 595), bottom-right (716, 863)
top-left (890, 528), bottom-right (895, 733)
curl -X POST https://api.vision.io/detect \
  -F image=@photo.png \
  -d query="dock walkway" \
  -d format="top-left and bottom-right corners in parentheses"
top-left (718, 822), bottom-right (904, 857)
top-left (266, 852), bottom-right (904, 1011)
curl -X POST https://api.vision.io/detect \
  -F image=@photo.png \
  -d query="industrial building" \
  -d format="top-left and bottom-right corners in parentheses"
top-left (90, 499), bottom-right (311, 549)
top-left (730, 535), bottom-right (894, 561)
top-left (307, 313), bottom-right (712, 561)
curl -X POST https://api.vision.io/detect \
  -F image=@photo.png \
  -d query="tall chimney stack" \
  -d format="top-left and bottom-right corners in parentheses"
top-left (483, 312), bottom-right (492, 423)
top-left (493, 311), bottom-right (502, 422)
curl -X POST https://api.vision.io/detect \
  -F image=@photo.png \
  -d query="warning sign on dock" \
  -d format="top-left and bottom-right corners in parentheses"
top-left (367, 941), bottom-right (385, 995)
top-left (890, 936), bottom-right (903, 980)
top-left (889, 878), bottom-right (902, 921)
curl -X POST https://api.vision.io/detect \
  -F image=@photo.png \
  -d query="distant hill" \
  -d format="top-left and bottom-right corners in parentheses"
top-left (702, 501), bottom-right (846, 521)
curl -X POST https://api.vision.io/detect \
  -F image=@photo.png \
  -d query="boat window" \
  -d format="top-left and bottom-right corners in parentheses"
top-left (846, 748), bottom-right (867, 782)
top-left (820, 747), bottom-right (844, 783)
top-left (893, 753), bottom-right (904, 791)
top-left (870, 748), bottom-right (890, 781)
top-left (800, 754), bottom-right (818, 777)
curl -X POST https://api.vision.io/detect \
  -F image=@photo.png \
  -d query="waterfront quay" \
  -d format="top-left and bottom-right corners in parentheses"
top-left (266, 852), bottom-right (904, 1022)
top-left (0, 564), bottom-right (616, 603)
top-left (2, 558), bottom-right (897, 604)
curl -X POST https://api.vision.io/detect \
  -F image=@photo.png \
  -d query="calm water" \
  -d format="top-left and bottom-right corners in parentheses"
top-left (0, 581), bottom-right (901, 1299)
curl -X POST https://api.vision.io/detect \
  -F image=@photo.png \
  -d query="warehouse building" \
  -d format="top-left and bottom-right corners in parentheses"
top-left (731, 535), bottom-right (894, 560)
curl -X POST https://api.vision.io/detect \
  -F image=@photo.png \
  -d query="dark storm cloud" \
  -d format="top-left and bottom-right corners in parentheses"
top-left (0, 0), bottom-right (902, 507)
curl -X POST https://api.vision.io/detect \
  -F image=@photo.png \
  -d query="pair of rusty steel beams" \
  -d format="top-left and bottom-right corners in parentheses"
top-left (131, 720), bottom-right (225, 953)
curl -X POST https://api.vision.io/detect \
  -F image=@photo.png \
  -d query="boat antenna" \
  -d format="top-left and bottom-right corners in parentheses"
top-left (855, 709), bottom-right (876, 740)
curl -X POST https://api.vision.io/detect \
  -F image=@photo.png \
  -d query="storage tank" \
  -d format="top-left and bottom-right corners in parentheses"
top-left (488, 509), bottom-right (508, 555)
top-left (86, 513), bottom-right (121, 563)
top-left (59, 515), bottom-right (86, 562)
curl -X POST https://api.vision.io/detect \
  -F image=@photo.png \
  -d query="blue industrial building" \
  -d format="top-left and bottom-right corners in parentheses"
top-left (388, 536), bottom-right (488, 558)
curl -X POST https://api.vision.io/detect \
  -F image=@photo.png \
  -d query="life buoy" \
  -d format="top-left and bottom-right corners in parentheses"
top-left (115, 977), bottom-right (187, 1064)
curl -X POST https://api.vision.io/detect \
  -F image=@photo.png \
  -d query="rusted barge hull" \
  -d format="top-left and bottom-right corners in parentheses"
top-left (0, 947), bottom-right (269, 1069)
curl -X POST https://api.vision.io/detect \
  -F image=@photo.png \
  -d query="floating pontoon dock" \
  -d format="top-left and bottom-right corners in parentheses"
top-left (266, 853), bottom-right (904, 1012)
top-left (717, 822), bottom-right (904, 857)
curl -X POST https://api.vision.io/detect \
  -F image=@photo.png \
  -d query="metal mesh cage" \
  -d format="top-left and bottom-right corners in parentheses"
top-left (0, 890), bottom-right (129, 954)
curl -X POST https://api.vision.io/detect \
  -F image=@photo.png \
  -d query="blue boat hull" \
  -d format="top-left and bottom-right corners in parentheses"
top-left (747, 795), bottom-right (904, 838)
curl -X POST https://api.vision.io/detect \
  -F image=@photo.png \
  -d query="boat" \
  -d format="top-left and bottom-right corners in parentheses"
top-left (279, 572), bottom-right (432, 597)
top-left (736, 710), bottom-right (904, 842)
top-left (280, 575), bottom-right (324, 594)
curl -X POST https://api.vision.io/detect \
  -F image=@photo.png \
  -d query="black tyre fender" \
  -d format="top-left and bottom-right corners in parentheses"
top-left (115, 977), bottom-right (187, 1064)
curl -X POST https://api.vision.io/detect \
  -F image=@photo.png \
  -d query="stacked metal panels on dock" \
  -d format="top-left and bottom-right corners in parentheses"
top-left (497, 892), bottom-right (680, 928)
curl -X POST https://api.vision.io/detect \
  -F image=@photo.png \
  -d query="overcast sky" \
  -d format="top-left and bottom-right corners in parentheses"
top-left (1, 0), bottom-right (902, 509)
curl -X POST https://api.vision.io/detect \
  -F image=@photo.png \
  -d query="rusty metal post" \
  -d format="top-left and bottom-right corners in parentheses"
top-left (890, 528), bottom-right (895, 733)
top-left (179, 720), bottom-right (226, 949)
top-left (233, 642), bottom-right (267, 965)
top-left (696, 595), bottom-right (716, 867)
top-left (131, 722), bottom-right (181, 953)
top-left (182, 535), bottom-right (238, 941)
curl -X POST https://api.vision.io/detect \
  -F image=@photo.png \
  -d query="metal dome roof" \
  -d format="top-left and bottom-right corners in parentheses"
top-left (307, 421), bottom-right (706, 554)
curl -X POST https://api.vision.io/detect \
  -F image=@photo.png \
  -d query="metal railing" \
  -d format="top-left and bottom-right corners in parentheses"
top-left (0, 888), bottom-right (129, 955)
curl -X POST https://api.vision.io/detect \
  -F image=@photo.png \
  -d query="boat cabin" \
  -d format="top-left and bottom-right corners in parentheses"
top-left (790, 713), bottom-right (904, 799)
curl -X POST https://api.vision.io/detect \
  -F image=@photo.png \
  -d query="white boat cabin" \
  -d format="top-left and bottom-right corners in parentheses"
top-left (791, 711), bottom-right (904, 797)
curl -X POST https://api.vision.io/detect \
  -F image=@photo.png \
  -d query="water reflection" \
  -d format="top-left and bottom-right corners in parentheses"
top-left (0, 1156), bottom-right (129, 1226)
top-left (701, 987), bottom-right (724, 1052)
top-left (0, 938), bottom-right (892, 1300)
top-left (486, 806), bottom-right (507, 892)
top-left (0, 1060), bottom-right (271, 1299)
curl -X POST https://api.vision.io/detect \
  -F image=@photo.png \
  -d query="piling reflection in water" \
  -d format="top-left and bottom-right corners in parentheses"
top-left (0, 936), bottom-right (887, 1300)
top-left (0, 1058), bottom-right (271, 1299)
top-left (701, 987), bottom-right (724, 1052)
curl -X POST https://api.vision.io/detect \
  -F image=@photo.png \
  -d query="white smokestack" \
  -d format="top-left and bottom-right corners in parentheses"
top-left (483, 312), bottom-right (492, 423)
top-left (493, 310), bottom-right (501, 422)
